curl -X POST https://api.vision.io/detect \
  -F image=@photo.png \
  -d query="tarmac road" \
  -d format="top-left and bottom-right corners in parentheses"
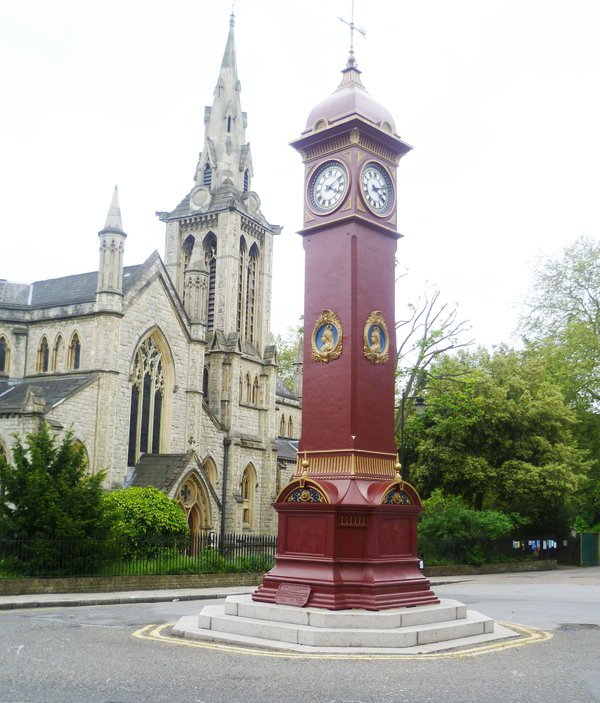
top-left (0, 567), bottom-right (598, 703)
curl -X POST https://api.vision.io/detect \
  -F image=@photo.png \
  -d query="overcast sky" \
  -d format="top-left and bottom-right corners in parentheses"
top-left (2, 0), bottom-right (599, 349)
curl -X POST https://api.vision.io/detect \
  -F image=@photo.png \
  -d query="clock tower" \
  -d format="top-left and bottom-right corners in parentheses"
top-left (253, 54), bottom-right (438, 610)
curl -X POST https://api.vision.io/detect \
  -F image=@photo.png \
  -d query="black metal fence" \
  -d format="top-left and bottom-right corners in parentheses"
top-left (419, 534), bottom-right (582, 568)
top-left (0, 533), bottom-right (278, 579)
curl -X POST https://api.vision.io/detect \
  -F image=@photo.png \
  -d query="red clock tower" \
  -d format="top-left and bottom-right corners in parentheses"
top-left (253, 55), bottom-right (438, 610)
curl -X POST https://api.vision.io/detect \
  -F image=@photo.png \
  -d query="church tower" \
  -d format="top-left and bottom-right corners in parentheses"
top-left (158, 15), bottom-right (281, 533)
top-left (160, 14), bottom-right (280, 360)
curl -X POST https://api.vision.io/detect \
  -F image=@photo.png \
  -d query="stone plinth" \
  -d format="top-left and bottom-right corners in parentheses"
top-left (172, 594), bottom-right (518, 654)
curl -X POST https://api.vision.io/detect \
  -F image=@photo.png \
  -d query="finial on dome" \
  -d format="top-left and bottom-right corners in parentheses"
top-left (338, 0), bottom-right (366, 71)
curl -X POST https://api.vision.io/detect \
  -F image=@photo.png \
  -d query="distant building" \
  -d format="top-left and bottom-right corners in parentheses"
top-left (0, 16), bottom-right (301, 536)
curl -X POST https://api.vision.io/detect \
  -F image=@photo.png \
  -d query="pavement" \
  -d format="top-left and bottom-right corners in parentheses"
top-left (0, 576), bottom-right (472, 610)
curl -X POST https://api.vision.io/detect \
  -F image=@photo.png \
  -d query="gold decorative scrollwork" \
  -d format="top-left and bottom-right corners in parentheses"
top-left (311, 309), bottom-right (343, 363)
top-left (363, 310), bottom-right (389, 365)
top-left (287, 486), bottom-right (327, 503)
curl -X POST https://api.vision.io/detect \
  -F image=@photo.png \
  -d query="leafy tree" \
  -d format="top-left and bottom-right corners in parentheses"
top-left (102, 486), bottom-right (189, 559)
top-left (271, 322), bottom-right (303, 393)
top-left (521, 236), bottom-right (600, 408)
top-left (520, 236), bottom-right (600, 525)
top-left (406, 347), bottom-right (589, 533)
top-left (0, 424), bottom-right (109, 575)
top-left (395, 287), bottom-right (473, 436)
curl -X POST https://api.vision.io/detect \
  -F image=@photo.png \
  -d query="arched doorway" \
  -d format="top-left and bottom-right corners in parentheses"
top-left (177, 472), bottom-right (212, 553)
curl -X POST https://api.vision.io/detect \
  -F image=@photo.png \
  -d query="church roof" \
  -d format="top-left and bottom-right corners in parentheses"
top-left (0, 280), bottom-right (30, 306)
top-left (0, 374), bottom-right (99, 415)
top-left (275, 377), bottom-right (297, 401)
top-left (129, 453), bottom-right (193, 495)
top-left (0, 265), bottom-right (142, 309)
top-left (275, 437), bottom-right (298, 463)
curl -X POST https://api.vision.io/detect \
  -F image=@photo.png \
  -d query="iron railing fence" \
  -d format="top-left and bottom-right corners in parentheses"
top-left (419, 534), bottom-right (580, 567)
top-left (0, 533), bottom-right (278, 579)
top-left (1, 532), bottom-right (580, 579)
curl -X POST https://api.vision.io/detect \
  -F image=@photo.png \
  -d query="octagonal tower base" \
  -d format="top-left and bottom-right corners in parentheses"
top-left (252, 475), bottom-right (438, 611)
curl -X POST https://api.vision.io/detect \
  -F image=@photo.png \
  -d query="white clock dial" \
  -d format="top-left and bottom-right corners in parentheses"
top-left (360, 162), bottom-right (394, 215)
top-left (308, 161), bottom-right (349, 213)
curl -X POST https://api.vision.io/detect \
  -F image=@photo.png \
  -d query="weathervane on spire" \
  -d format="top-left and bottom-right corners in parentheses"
top-left (338, 0), bottom-right (366, 68)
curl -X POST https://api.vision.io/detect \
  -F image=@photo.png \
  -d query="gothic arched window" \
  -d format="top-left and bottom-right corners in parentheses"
top-left (243, 169), bottom-right (249, 193)
top-left (288, 416), bottom-right (294, 438)
top-left (279, 414), bottom-right (286, 437)
top-left (181, 235), bottom-right (195, 307)
top-left (203, 367), bottom-right (209, 403)
top-left (0, 335), bottom-right (9, 374)
top-left (203, 163), bottom-right (212, 187)
top-left (240, 464), bottom-right (256, 527)
top-left (245, 373), bottom-right (252, 404)
top-left (68, 332), bottom-right (81, 370)
top-left (37, 336), bottom-right (49, 373)
top-left (203, 233), bottom-right (217, 332)
top-left (203, 457), bottom-right (217, 488)
top-left (245, 244), bottom-right (259, 345)
top-left (52, 334), bottom-right (64, 372)
top-left (252, 376), bottom-right (259, 405)
top-left (237, 238), bottom-right (247, 334)
top-left (127, 333), bottom-right (171, 467)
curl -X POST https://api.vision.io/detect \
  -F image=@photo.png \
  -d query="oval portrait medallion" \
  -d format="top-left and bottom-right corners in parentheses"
top-left (311, 309), bottom-right (343, 363)
top-left (363, 311), bottom-right (389, 365)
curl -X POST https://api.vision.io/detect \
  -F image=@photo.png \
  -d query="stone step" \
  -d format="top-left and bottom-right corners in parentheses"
top-left (224, 595), bottom-right (467, 629)
top-left (191, 602), bottom-right (493, 648)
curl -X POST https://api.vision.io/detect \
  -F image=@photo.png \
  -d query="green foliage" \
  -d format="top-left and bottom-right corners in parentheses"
top-left (418, 490), bottom-right (515, 565)
top-left (395, 287), bottom-right (472, 436)
top-left (102, 487), bottom-right (189, 559)
top-left (271, 323), bottom-right (303, 393)
top-left (518, 237), bottom-right (600, 526)
top-left (406, 347), bottom-right (589, 532)
top-left (0, 424), bottom-right (109, 575)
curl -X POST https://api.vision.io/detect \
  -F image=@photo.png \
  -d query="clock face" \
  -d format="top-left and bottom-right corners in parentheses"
top-left (360, 162), bottom-right (394, 215)
top-left (308, 161), bottom-right (349, 214)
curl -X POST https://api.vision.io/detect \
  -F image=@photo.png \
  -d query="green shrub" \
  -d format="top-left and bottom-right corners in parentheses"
top-left (102, 487), bottom-right (189, 559)
top-left (418, 489), bottom-right (515, 565)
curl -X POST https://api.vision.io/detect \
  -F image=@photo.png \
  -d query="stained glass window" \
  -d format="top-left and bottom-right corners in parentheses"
top-left (127, 335), bottom-right (166, 466)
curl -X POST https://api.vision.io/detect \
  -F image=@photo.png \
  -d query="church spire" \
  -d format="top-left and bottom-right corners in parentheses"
top-left (193, 13), bottom-right (251, 197)
top-left (220, 11), bottom-right (237, 73)
top-left (97, 185), bottom-right (127, 309)
top-left (101, 185), bottom-right (125, 234)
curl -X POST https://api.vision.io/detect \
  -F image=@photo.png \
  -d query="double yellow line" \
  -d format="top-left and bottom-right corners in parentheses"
top-left (133, 621), bottom-right (552, 660)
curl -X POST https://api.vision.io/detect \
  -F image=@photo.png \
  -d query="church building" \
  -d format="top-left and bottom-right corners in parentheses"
top-left (0, 17), bottom-right (301, 536)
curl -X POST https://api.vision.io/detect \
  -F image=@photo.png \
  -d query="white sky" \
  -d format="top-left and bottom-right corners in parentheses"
top-left (1, 0), bottom-right (599, 349)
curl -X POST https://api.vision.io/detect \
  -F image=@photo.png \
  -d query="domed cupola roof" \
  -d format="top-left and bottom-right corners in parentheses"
top-left (304, 57), bottom-right (396, 135)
